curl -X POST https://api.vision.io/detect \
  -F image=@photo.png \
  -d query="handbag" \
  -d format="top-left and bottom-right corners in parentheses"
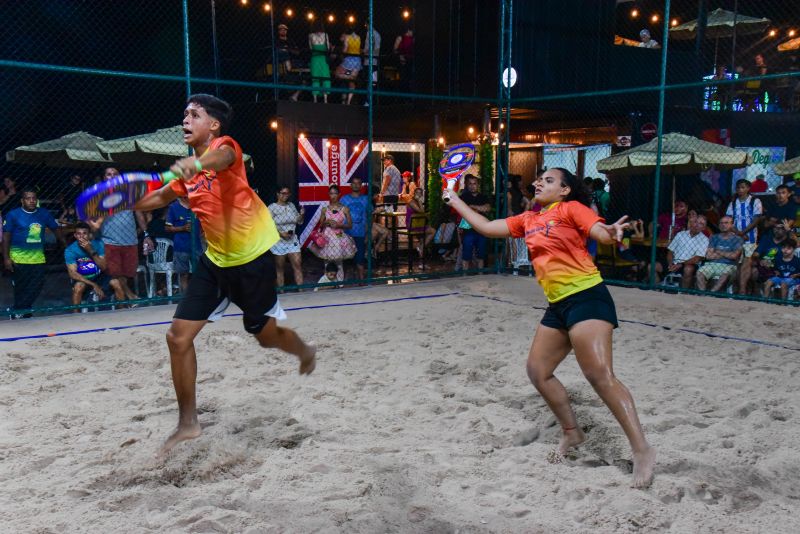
top-left (309, 228), bottom-right (328, 248)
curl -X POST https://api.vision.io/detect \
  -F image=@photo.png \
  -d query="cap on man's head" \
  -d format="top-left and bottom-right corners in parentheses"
top-left (383, 154), bottom-right (394, 162)
top-left (402, 171), bottom-right (412, 177)
top-left (640, 29), bottom-right (651, 38)
top-left (278, 24), bottom-right (288, 30)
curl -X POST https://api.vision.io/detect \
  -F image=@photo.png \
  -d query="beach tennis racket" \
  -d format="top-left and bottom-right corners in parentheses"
top-left (438, 143), bottom-right (476, 191)
top-left (76, 171), bottom-right (179, 221)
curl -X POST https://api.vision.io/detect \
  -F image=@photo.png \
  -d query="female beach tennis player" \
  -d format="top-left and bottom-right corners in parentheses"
top-left (134, 94), bottom-right (316, 459)
top-left (443, 168), bottom-right (655, 488)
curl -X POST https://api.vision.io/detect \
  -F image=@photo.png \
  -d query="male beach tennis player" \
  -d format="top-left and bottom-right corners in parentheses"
top-left (134, 94), bottom-right (316, 458)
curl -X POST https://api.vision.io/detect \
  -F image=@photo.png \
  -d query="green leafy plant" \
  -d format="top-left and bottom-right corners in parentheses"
top-left (426, 141), bottom-right (445, 228)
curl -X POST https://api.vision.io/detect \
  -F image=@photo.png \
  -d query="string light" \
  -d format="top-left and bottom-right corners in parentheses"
top-left (467, 126), bottom-right (475, 135)
top-left (270, 120), bottom-right (278, 130)
top-left (790, 29), bottom-right (797, 37)
top-left (630, 8), bottom-right (639, 18)
top-left (403, 9), bottom-right (410, 19)
top-left (348, 14), bottom-right (355, 24)
top-left (307, 12), bottom-right (314, 21)
top-left (671, 19), bottom-right (679, 27)
top-left (499, 123), bottom-right (505, 129)
top-left (437, 136), bottom-right (445, 145)
top-left (651, 14), bottom-right (659, 23)
top-left (263, 3), bottom-right (270, 12)
top-left (299, 132), bottom-right (305, 139)
top-left (286, 8), bottom-right (293, 17)
top-left (769, 29), bottom-right (777, 37)
top-left (240, 0), bottom-right (248, 5)
top-left (327, 14), bottom-right (335, 23)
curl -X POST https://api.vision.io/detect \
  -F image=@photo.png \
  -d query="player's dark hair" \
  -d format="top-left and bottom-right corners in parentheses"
top-left (74, 221), bottom-right (91, 232)
top-left (553, 168), bottom-right (591, 207)
top-left (21, 187), bottom-right (37, 197)
top-left (329, 184), bottom-right (340, 193)
top-left (187, 94), bottom-right (233, 134)
top-left (325, 262), bottom-right (338, 273)
top-left (776, 183), bottom-right (791, 194)
top-left (735, 178), bottom-right (751, 188)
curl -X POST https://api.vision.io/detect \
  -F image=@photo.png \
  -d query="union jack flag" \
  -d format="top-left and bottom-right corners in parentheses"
top-left (297, 137), bottom-right (369, 247)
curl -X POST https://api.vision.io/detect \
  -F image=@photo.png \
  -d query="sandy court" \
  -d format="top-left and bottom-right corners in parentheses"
top-left (1, 275), bottom-right (799, 533)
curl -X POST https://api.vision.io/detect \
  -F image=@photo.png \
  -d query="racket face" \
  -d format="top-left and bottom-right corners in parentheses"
top-left (438, 143), bottom-right (475, 190)
top-left (76, 172), bottom-right (162, 220)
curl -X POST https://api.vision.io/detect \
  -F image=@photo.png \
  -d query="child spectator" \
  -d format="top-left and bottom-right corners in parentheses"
top-left (314, 262), bottom-right (340, 291)
top-left (763, 240), bottom-right (800, 300)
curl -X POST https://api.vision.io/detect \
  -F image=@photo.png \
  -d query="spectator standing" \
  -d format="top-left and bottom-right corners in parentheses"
top-left (2, 188), bottom-right (64, 318)
top-left (650, 214), bottom-right (709, 287)
top-left (726, 178), bottom-right (763, 257)
top-left (308, 21), bottom-right (331, 103)
top-left (393, 28), bottom-right (414, 90)
top-left (763, 240), bottom-right (800, 300)
top-left (459, 174), bottom-right (492, 270)
top-left (362, 24), bottom-right (381, 92)
top-left (277, 24), bottom-right (301, 101)
top-left (380, 154), bottom-right (402, 205)
top-left (309, 184), bottom-right (356, 281)
top-left (89, 167), bottom-right (147, 302)
top-left (749, 174), bottom-right (768, 194)
top-left (267, 188), bottom-right (305, 288)
top-left (64, 222), bottom-right (123, 311)
top-left (591, 178), bottom-right (610, 219)
top-left (167, 198), bottom-right (204, 293)
top-left (340, 177), bottom-right (369, 280)
top-left (64, 174), bottom-right (85, 208)
top-left (336, 26), bottom-right (362, 105)
top-left (0, 176), bottom-right (20, 217)
top-left (695, 215), bottom-right (743, 292)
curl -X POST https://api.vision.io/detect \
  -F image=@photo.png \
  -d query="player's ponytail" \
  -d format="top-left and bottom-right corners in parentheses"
top-left (554, 168), bottom-right (592, 207)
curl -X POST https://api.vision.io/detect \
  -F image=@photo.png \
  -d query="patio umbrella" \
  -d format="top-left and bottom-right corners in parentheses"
top-left (597, 133), bottom-right (750, 227)
top-left (777, 37), bottom-right (800, 52)
top-left (614, 35), bottom-right (641, 48)
top-left (669, 7), bottom-right (770, 68)
top-left (5, 131), bottom-right (110, 168)
top-left (774, 156), bottom-right (800, 176)
top-left (98, 126), bottom-right (254, 170)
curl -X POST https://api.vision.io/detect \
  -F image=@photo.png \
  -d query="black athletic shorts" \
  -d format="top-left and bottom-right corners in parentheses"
top-left (174, 251), bottom-right (284, 334)
top-left (540, 282), bottom-right (618, 330)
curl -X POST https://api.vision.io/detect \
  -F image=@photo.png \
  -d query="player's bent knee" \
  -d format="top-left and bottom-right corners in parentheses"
top-left (583, 370), bottom-right (615, 390)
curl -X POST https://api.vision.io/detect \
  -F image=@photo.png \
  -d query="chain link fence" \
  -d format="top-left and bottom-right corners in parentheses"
top-left (1, 0), bottom-right (798, 318)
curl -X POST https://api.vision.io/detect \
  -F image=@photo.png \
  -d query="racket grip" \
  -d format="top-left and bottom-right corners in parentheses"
top-left (160, 171), bottom-right (179, 183)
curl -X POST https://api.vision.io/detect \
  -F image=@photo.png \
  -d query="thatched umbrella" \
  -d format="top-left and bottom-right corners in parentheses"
top-left (5, 131), bottom-right (110, 168)
top-left (774, 156), bottom-right (800, 176)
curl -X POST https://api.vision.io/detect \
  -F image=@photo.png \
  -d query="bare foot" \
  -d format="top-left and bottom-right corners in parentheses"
top-left (154, 420), bottom-right (201, 460)
top-left (299, 344), bottom-right (316, 375)
top-left (631, 446), bottom-right (656, 489)
top-left (547, 427), bottom-right (586, 463)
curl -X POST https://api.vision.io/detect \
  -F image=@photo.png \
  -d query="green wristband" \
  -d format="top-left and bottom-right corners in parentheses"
top-left (194, 159), bottom-right (203, 172)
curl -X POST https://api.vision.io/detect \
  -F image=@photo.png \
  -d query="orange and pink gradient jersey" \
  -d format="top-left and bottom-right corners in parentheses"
top-left (169, 136), bottom-right (279, 267)
top-left (506, 201), bottom-right (603, 303)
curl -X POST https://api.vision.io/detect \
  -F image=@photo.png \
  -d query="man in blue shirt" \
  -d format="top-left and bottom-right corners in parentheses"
top-left (166, 198), bottom-right (203, 292)
top-left (340, 176), bottom-right (369, 280)
top-left (695, 215), bottom-right (743, 292)
top-left (2, 188), bottom-right (63, 317)
top-left (64, 222), bottom-right (123, 311)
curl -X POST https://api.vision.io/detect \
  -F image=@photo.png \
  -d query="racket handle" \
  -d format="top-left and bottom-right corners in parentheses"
top-left (160, 171), bottom-right (179, 183)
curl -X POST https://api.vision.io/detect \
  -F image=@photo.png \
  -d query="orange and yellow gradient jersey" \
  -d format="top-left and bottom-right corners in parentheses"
top-left (169, 136), bottom-right (279, 267)
top-left (506, 201), bottom-right (603, 303)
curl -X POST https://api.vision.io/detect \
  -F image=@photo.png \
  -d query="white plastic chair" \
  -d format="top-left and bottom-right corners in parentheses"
top-left (146, 238), bottom-right (175, 298)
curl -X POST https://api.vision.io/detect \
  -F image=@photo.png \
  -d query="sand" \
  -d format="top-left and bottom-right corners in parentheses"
top-left (1, 275), bottom-right (798, 533)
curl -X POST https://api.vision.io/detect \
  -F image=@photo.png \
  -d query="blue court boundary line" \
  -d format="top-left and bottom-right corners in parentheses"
top-left (0, 293), bottom-right (458, 342)
top-left (3, 290), bottom-right (798, 353)
top-left (460, 293), bottom-right (800, 353)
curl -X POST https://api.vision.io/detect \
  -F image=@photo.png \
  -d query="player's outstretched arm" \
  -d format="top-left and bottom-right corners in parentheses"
top-left (171, 146), bottom-right (236, 180)
top-left (443, 190), bottom-right (510, 239)
top-left (134, 183), bottom-right (179, 212)
top-left (590, 216), bottom-right (630, 244)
